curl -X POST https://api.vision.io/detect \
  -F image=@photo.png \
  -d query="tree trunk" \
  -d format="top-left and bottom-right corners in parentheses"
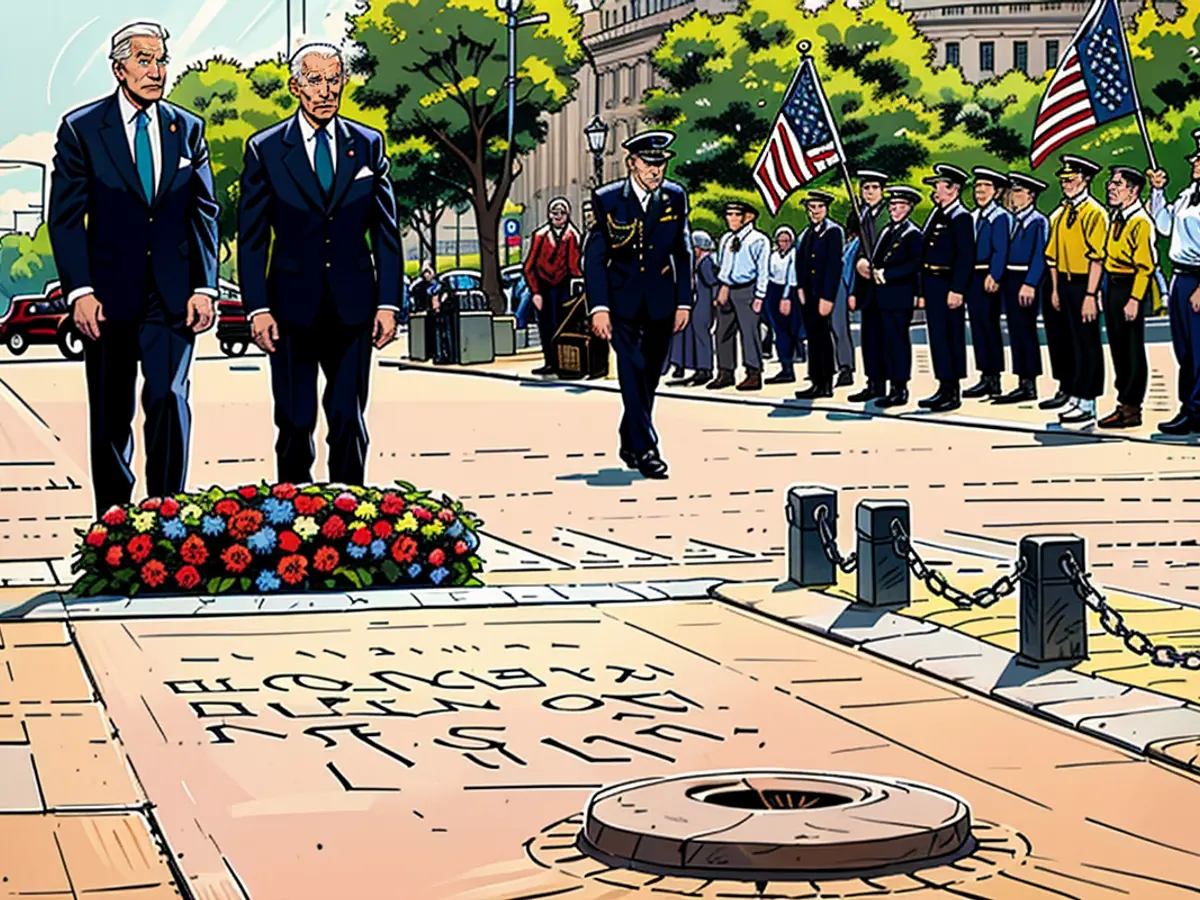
top-left (475, 196), bottom-right (505, 316)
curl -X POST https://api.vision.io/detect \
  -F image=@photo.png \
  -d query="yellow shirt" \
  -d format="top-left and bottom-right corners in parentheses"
top-left (1103, 204), bottom-right (1158, 300)
top-left (1046, 194), bottom-right (1109, 277)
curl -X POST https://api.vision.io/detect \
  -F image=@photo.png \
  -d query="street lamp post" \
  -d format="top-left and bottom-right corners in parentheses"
top-left (495, 0), bottom-right (550, 154)
top-left (583, 115), bottom-right (609, 187)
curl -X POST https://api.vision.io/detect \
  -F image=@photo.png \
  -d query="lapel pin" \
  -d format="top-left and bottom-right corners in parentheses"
top-left (169, 123), bottom-right (177, 133)
top-left (348, 149), bottom-right (355, 158)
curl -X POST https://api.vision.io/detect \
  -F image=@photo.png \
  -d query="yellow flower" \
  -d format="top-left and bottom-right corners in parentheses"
top-left (294, 516), bottom-right (319, 540)
top-left (421, 521), bottom-right (445, 540)
top-left (180, 504), bottom-right (203, 526)
top-left (355, 501), bottom-right (378, 521)
top-left (131, 511), bottom-right (157, 533)
top-left (396, 512), bottom-right (419, 533)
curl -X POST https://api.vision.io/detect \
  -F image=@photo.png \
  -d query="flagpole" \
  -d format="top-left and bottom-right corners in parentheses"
top-left (1113, 4), bottom-right (1157, 170)
top-left (800, 40), bottom-right (863, 229)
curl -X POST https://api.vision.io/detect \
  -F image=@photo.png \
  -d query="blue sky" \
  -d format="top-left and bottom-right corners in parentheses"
top-left (0, 0), bottom-right (364, 227)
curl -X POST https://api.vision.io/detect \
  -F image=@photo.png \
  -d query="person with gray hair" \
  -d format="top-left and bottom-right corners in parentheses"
top-left (666, 229), bottom-right (717, 386)
top-left (48, 20), bottom-right (219, 514)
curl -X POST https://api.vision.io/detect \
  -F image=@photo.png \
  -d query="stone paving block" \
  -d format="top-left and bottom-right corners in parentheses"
top-left (258, 592), bottom-right (350, 613)
top-left (1039, 687), bottom-right (1184, 727)
top-left (0, 815), bottom-right (71, 894)
top-left (553, 583), bottom-right (644, 604)
top-left (826, 606), bottom-right (941, 647)
top-left (614, 582), bottom-right (671, 600)
top-left (345, 589), bottom-right (421, 609)
top-left (644, 578), bottom-right (722, 599)
top-left (413, 587), bottom-right (519, 607)
top-left (0, 746), bottom-right (43, 811)
top-left (47, 559), bottom-right (72, 586)
top-left (498, 585), bottom-right (570, 605)
top-left (193, 595), bottom-right (269, 615)
top-left (0, 560), bottom-right (58, 588)
top-left (2, 621), bottom-right (70, 647)
top-left (868, 627), bottom-right (1016, 693)
top-left (992, 669), bottom-right (1129, 713)
top-left (1077, 704), bottom-right (1200, 753)
top-left (1147, 736), bottom-right (1200, 771)
top-left (53, 813), bottom-right (176, 893)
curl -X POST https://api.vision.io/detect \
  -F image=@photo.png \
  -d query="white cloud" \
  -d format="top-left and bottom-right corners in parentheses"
top-left (0, 133), bottom-right (56, 170)
top-left (174, 0), bottom-right (231, 61)
top-left (0, 188), bottom-right (42, 218)
top-left (322, 0), bottom-right (369, 42)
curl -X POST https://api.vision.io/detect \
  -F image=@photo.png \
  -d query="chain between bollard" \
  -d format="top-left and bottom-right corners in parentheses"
top-left (813, 504), bottom-right (858, 574)
top-left (888, 518), bottom-right (1025, 610)
top-left (1059, 552), bottom-right (1200, 670)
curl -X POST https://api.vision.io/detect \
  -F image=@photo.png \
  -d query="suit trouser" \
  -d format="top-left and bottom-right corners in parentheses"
top-left (881, 307), bottom-right (914, 383)
top-left (861, 295), bottom-right (885, 384)
top-left (1058, 274), bottom-right (1104, 400)
top-left (923, 275), bottom-right (967, 381)
top-left (1169, 271), bottom-right (1200, 416)
top-left (831, 287), bottom-right (855, 372)
top-left (764, 282), bottom-right (800, 372)
top-left (612, 308), bottom-right (674, 455)
top-left (801, 296), bottom-right (835, 384)
top-left (1103, 274), bottom-right (1148, 408)
top-left (715, 285), bottom-right (763, 372)
top-left (1043, 278), bottom-right (1073, 388)
top-left (84, 291), bottom-right (194, 513)
top-left (967, 272), bottom-right (1004, 375)
top-left (271, 299), bottom-right (373, 485)
top-left (1002, 274), bottom-right (1044, 377)
top-left (536, 282), bottom-right (568, 369)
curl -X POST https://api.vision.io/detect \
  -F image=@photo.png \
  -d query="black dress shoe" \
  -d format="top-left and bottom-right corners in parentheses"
top-left (670, 365), bottom-right (685, 379)
top-left (835, 367), bottom-right (854, 387)
top-left (686, 369), bottom-right (712, 387)
top-left (531, 365), bottom-right (555, 376)
top-left (706, 370), bottom-right (736, 390)
top-left (994, 379), bottom-right (1037, 405)
top-left (929, 394), bottom-right (961, 412)
top-left (848, 382), bottom-right (885, 402)
top-left (795, 382), bottom-right (833, 399)
top-left (1038, 389), bottom-right (1070, 410)
top-left (619, 449), bottom-right (637, 469)
top-left (1159, 412), bottom-right (1200, 436)
top-left (635, 450), bottom-right (669, 479)
top-left (765, 370), bottom-right (796, 384)
top-left (963, 376), bottom-right (1000, 399)
top-left (918, 390), bottom-right (944, 409)
top-left (876, 384), bottom-right (909, 408)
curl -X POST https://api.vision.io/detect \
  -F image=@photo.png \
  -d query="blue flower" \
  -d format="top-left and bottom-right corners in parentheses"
top-left (430, 566), bottom-right (450, 585)
top-left (256, 569), bottom-right (282, 592)
top-left (261, 497), bottom-right (295, 526)
top-left (201, 516), bottom-right (226, 537)
top-left (407, 563), bottom-right (423, 579)
top-left (446, 520), bottom-right (464, 539)
top-left (162, 518), bottom-right (188, 540)
top-left (370, 539), bottom-right (387, 560)
top-left (347, 542), bottom-right (368, 560)
top-left (464, 529), bottom-right (480, 551)
top-left (247, 527), bottom-right (278, 555)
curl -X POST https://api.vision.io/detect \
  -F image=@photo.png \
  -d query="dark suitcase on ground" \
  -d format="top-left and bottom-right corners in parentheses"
top-left (556, 332), bottom-right (609, 379)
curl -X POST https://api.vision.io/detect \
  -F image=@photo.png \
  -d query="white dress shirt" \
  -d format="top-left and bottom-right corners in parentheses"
top-left (296, 111), bottom-right (339, 176)
top-left (767, 247), bottom-right (796, 287)
top-left (717, 223), bottom-right (771, 299)
top-left (1150, 183), bottom-right (1200, 267)
top-left (69, 90), bottom-right (215, 305)
top-left (629, 176), bottom-right (651, 212)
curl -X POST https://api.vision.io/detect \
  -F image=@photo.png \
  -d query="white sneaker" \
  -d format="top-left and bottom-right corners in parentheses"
top-left (1056, 397), bottom-right (1080, 421)
top-left (1060, 400), bottom-right (1096, 427)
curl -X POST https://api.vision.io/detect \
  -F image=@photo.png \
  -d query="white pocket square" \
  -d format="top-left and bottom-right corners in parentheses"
top-left (178, 157), bottom-right (192, 168)
top-left (353, 166), bottom-right (373, 181)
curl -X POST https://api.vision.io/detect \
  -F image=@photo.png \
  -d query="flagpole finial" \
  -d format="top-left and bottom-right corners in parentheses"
top-left (797, 40), bottom-right (812, 56)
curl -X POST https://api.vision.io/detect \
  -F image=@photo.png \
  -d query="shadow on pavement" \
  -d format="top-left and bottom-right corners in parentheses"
top-left (556, 468), bottom-right (645, 487)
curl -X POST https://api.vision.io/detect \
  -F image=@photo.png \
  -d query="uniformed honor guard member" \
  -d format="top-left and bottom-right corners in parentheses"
top-left (1046, 154), bottom-right (1109, 428)
top-left (1099, 166), bottom-right (1157, 429)
top-left (965, 168), bottom-right (1012, 399)
top-left (996, 172), bottom-right (1050, 404)
top-left (850, 169), bottom-right (891, 398)
top-left (709, 199), bottom-right (770, 391)
top-left (918, 163), bottom-right (975, 412)
top-left (795, 190), bottom-right (845, 399)
top-left (584, 130), bottom-right (693, 479)
top-left (1148, 130), bottom-right (1200, 436)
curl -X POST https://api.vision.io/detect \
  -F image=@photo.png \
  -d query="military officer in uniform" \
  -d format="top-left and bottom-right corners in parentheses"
top-left (996, 172), bottom-right (1050, 404)
top-left (846, 170), bottom-right (891, 398)
top-left (584, 131), bottom-right (693, 479)
top-left (795, 190), bottom-right (845, 399)
top-left (1046, 154), bottom-right (1108, 427)
top-left (965, 168), bottom-right (1011, 399)
top-left (918, 163), bottom-right (975, 412)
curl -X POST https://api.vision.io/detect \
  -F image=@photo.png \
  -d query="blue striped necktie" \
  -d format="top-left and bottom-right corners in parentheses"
top-left (134, 110), bottom-right (153, 203)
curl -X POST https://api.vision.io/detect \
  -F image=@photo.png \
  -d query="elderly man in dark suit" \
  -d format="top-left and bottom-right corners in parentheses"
top-left (239, 42), bottom-right (402, 486)
top-left (584, 131), bottom-right (693, 480)
top-left (48, 21), bottom-right (220, 514)
top-left (795, 190), bottom-right (844, 399)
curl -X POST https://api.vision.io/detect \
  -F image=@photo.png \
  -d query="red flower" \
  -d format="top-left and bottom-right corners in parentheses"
top-left (438, 508), bottom-right (456, 523)
top-left (85, 526), bottom-right (108, 548)
top-left (313, 546), bottom-right (339, 573)
top-left (229, 509), bottom-right (264, 540)
top-left (272, 483), bottom-right (298, 500)
top-left (372, 520), bottom-right (393, 539)
top-left (294, 495), bottom-right (326, 516)
top-left (334, 492), bottom-right (358, 513)
top-left (105, 545), bottom-right (124, 567)
top-left (278, 554), bottom-right (308, 585)
top-left (141, 498), bottom-right (162, 512)
top-left (428, 548), bottom-right (446, 567)
top-left (321, 515), bottom-right (347, 540)
top-left (455, 540), bottom-right (469, 556)
top-left (127, 534), bottom-right (153, 564)
top-left (175, 565), bottom-right (201, 591)
top-left (140, 560), bottom-right (168, 588)
top-left (180, 535), bottom-right (209, 566)
top-left (391, 536), bottom-right (418, 564)
top-left (238, 485), bottom-right (259, 500)
top-left (279, 531), bottom-right (302, 553)
top-left (160, 498), bottom-right (181, 518)
top-left (380, 493), bottom-right (405, 515)
top-left (351, 527), bottom-right (372, 547)
top-left (215, 499), bottom-right (241, 517)
top-left (101, 506), bottom-right (127, 527)
top-left (412, 506), bottom-right (433, 523)
top-left (221, 544), bottom-right (252, 574)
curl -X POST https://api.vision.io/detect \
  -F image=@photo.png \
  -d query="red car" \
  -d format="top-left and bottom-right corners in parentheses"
top-left (0, 283), bottom-right (85, 360)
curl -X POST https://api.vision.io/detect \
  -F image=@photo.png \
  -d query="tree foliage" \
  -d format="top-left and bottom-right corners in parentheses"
top-left (0, 225), bottom-right (58, 315)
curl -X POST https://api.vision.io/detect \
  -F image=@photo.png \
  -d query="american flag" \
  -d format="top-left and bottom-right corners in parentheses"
top-left (1029, 0), bottom-right (1138, 168)
top-left (753, 58), bottom-right (842, 215)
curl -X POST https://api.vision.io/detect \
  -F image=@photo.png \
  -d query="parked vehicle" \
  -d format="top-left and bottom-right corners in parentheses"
top-left (501, 264), bottom-right (533, 326)
top-left (0, 282), bottom-right (85, 360)
top-left (215, 278), bottom-right (250, 357)
top-left (436, 269), bottom-right (488, 311)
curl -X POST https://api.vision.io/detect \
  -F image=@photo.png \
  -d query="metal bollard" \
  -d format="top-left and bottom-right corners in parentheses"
top-left (1019, 535), bottom-right (1087, 663)
top-left (855, 499), bottom-right (910, 608)
top-left (785, 485), bottom-right (837, 587)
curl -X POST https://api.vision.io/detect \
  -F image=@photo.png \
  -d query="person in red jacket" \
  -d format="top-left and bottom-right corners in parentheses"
top-left (524, 197), bottom-right (583, 375)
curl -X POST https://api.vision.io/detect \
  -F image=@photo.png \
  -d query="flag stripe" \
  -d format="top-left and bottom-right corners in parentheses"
top-left (755, 163), bottom-right (783, 214)
top-left (1034, 98), bottom-right (1093, 138)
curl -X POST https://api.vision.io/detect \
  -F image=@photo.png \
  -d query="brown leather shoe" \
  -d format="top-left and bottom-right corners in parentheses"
top-left (737, 370), bottom-right (763, 391)
top-left (1098, 404), bottom-right (1142, 429)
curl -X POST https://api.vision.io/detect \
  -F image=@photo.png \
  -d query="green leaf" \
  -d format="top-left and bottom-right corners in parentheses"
top-left (358, 568), bottom-right (374, 588)
top-left (128, 583), bottom-right (141, 597)
top-left (239, 577), bottom-right (253, 591)
top-left (325, 578), bottom-right (338, 589)
top-left (218, 577), bottom-right (236, 593)
top-left (94, 578), bottom-right (110, 594)
top-left (206, 577), bottom-right (222, 593)
top-left (335, 566), bottom-right (363, 589)
top-left (380, 560), bottom-right (401, 583)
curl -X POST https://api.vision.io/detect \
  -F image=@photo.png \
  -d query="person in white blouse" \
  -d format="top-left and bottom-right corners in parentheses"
top-left (762, 226), bottom-right (804, 384)
top-left (708, 200), bottom-right (771, 391)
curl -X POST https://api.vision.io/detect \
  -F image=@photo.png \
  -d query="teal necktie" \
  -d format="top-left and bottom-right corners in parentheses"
top-left (314, 128), bottom-right (334, 198)
top-left (134, 110), bottom-right (153, 203)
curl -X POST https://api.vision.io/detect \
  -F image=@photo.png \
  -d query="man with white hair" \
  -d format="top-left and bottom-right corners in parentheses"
top-left (48, 21), bottom-right (220, 515)
top-left (239, 42), bottom-right (403, 486)
top-left (524, 196), bottom-right (582, 375)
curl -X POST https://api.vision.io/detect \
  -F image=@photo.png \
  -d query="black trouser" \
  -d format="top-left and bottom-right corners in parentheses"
top-left (1043, 276), bottom-right (1073, 388)
top-left (536, 282), bottom-right (569, 368)
top-left (923, 274), bottom-right (967, 380)
top-left (801, 298), bottom-right (834, 384)
top-left (967, 270), bottom-right (1004, 376)
top-left (1057, 273), bottom-right (1104, 400)
top-left (861, 298), bottom-right (885, 383)
top-left (1103, 273), bottom-right (1148, 407)
top-left (612, 309), bottom-right (674, 456)
top-left (881, 307), bottom-right (914, 383)
top-left (84, 292), bottom-right (194, 513)
top-left (1002, 272), bottom-right (1044, 377)
top-left (271, 300), bottom-right (373, 485)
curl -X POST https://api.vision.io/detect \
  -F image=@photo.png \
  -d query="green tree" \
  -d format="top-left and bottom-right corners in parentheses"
top-left (0, 224), bottom-right (58, 316)
top-left (350, 0), bottom-right (584, 313)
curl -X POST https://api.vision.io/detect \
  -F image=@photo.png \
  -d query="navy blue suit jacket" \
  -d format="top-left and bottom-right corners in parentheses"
top-left (857, 219), bottom-right (922, 310)
top-left (48, 93), bottom-right (219, 322)
top-left (583, 178), bottom-right (693, 321)
top-left (921, 202), bottom-right (975, 295)
top-left (973, 205), bottom-right (1011, 281)
top-left (238, 115), bottom-right (402, 328)
top-left (1008, 207), bottom-right (1050, 288)
top-left (796, 220), bottom-right (844, 303)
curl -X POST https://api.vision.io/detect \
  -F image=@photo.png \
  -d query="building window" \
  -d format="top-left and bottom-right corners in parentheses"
top-left (631, 0), bottom-right (640, 16)
top-left (1046, 39), bottom-right (1060, 69)
top-left (943, 5), bottom-right (964, 13)
top-left (946, 41), bottom-right (961, 66)
top-left (610, 70), bottom-right (620, 106)
top-left (1014, 41), bottom-right (1028, 73)
top-left (980, 41), bottom-right (995, 73)
top-left (630, 66), bottom-right (640, 103)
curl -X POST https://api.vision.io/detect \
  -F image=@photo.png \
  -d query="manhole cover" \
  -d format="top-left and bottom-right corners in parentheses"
top-left (579, 770), bottom-right (973, 880)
